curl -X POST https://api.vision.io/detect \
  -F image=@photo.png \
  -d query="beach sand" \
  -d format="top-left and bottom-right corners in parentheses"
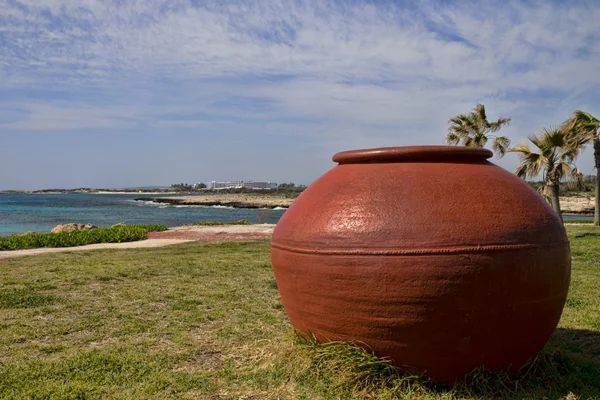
top-left (0, 239), bottom-right (194, 259)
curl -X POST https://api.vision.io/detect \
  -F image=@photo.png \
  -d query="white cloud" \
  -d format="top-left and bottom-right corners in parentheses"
top-left (3, 103), bottom-right (140, 130)
top-left (1, 0), bottom-right (600, 178)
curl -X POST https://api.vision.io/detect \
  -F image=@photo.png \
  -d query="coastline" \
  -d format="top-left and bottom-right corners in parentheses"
top-left (136, 195), bottom-right (295, 209)
top-left (559, 196), bottom-right (595, 215)
top-left (94, 191), bottom-right (176, 195)
top-left (1, 191), bottom-right (595, 215)
top-left (137, 194), bottom-right (595, 215)
top-left (0, 190), bottom-right (180, 195)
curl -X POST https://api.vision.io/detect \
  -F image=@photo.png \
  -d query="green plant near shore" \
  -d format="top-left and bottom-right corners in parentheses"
top-left (0, 224), bottom-right (167, 251)
top-left (0, 227), bottom-right (599, 398)
top-left (191, 220), bottom-right (251, 226)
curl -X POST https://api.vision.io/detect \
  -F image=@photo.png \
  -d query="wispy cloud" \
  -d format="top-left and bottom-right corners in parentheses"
top-left (1, 0), bottom-right (599, 188)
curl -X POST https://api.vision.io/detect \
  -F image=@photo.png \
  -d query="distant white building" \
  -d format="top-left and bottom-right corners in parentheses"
top-left (243, 181), bottom-right (278, 189)
top-left (205, 181), bottom-right (242, 189)
top-left (205, 180), bottom-right (277, 190)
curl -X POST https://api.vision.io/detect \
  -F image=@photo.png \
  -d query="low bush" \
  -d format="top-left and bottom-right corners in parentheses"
top-left (0, 224), bottom-right (168, 251)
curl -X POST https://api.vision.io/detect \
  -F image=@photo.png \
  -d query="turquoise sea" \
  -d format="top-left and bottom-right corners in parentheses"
top-left (0, 193), bottom-right (287, 236)
top-left (0, 193), bottom-right (592, 237)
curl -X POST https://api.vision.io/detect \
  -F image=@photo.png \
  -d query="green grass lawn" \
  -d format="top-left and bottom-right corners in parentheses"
top-left (0, 227), bottom-right (599, 399)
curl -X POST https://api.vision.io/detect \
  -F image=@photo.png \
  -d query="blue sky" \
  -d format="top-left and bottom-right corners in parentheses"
top-left (1, 0), bottom-right (599, 190)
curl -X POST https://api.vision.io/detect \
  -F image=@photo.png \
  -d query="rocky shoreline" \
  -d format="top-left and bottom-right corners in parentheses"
top-left (135, 194), bottom-right (597, 214)
top-left (560, 197), bottom-right (595, 215)
top-left (135, 195), bottom-right (295, 209)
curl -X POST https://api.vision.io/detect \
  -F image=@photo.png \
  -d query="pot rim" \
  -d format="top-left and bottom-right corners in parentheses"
top-left (332, 145), bottom-right (493, 164)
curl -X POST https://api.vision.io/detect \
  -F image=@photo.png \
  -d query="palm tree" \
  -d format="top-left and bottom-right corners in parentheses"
top-left (445, 104), bottom-right (512, 157)
top-left (510, 127), bottom-right (584, 219)
top-left (565, 111), bottom-right (600, 225)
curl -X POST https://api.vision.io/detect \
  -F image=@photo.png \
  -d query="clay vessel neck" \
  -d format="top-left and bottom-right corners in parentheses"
top-left (332, 146), bottom-right (493, 164)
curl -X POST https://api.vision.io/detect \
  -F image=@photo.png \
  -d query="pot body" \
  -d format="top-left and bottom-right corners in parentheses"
top-left (271, 146), bottom-right (570, 382)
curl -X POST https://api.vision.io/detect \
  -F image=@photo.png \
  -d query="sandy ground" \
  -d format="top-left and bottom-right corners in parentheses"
top-left (94, 191), bottom-right (176, 195)
top-left (560, 197), bottom-right (595, 214)
top-left (0, 239), bottom-right (193, 260)
top-left (147, 223), bottom-right (275, 240)
top-left (1, 191), bottom-right (178, 195)
top-left (0, 224), bottom-right (276, 260)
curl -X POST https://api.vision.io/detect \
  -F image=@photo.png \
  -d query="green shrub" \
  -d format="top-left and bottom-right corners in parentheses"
top-left (0, 225), bottom-right (168, 251)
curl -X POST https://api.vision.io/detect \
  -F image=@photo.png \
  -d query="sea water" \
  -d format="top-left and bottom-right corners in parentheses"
top-left (0, 193), bottom-right (287, 236)
top-left (0, 193), bottom-right (592, 236)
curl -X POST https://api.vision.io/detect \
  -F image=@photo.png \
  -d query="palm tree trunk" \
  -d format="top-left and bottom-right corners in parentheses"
top-left (594, 139), bottom-right (600, 226)
top-left (547, 180), bottom-right (562, 219)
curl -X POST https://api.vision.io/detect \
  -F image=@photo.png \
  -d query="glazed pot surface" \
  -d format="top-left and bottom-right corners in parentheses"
top-left (271, 146), bottom-right (570, 382)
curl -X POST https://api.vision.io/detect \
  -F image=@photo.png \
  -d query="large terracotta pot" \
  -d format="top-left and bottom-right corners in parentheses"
top-left (271, 146), bottom-right (570, 382)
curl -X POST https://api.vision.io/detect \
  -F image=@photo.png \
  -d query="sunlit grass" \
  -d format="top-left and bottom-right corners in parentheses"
top-left (0, 226), bottom-right (598, 398)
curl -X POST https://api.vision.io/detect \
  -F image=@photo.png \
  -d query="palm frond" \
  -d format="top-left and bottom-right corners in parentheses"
top-left (529, 128), bottom-right (565, 161)
top-left (445, 132), bottom-right (461, 145)
top-left (448, 115), bottom-right (478, 137)
top-left (564, 110), bottom-right (599, 146)
top-left (527, 131), bottom-right (544, 151)
top-left (510, 143), bottom-right (545, 178)
top-left (513, 124), bottom-right (585, 196)
top-left (537, 184), bottom-right (551, 201)
top-left (573, 110), bottom-right (600, 129)
top-left (563, 136), bottom-right (587, 161)
top-left (561, 124), bottom-right (592, 159)
top-left (510, 143), bottom-right (531, 153)
top-left (475, 104), bottom-right (487, 124)
top-left (448, 104), bottom-right (510, 156)
top-left (492, 136), bottom-right (511, 157)
top-left (488, 117), bottom-right (511, 133)
top-left (545, 127), bottom-right (567, 148)
top-left (473, 133), bottom-right (487, 148)
top-left (557, 161), bottom-right (571, 181)
top-left (515, 164), bottom-right (529, 179)
top-left (448, 118), bottom-right (471, 137)
top-left (570, 166), bottom-right (584, 189)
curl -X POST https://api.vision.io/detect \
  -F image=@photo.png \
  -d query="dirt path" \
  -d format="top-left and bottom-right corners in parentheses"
top-left (0, 239), bottom-right (193, 260)
top-left (0, 224), bottom-right (276, 260)
top-left (147, 224), bottom-right (275, 240)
